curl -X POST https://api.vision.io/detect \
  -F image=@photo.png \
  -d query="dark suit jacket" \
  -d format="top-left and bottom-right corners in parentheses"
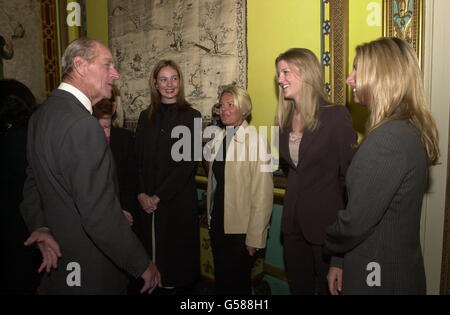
top-left (110, 127), bottom-right (138, 213)
top-left (326, 120), bottom-right (427, 294)
top-left (20, 89), bottom-right (149, 294)
top-left (280, 105), bottom-right (356, 245)
top-left (109, 127), bottom-right (140, 235)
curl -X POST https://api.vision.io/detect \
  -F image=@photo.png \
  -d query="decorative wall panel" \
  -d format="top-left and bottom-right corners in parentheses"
top-left (40, 0), bottom-right (60, 97)
top-left (321, 0), bottom-right (348, 106)
top-left (383, 0), bottom-right (423, 66)
top-left (108, 0), bottom-right (248, 129)
top-left (0, 0), bottom-right (46, 102)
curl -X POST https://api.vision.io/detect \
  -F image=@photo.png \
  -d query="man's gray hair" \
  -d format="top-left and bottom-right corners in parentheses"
top-left (61, 38), bottom-right (102, 79)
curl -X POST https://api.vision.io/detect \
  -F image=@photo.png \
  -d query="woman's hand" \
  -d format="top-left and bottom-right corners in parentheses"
top-left (138, 193), bottom-right (155, 213)
top-left (246, 246), bottom-right (259, 256)
top-left (122, 210), bottom-right (134, 226)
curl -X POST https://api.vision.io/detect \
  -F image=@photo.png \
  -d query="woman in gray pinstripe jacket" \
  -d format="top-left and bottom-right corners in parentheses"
top-left (325, 37), bottom-right (440, 295)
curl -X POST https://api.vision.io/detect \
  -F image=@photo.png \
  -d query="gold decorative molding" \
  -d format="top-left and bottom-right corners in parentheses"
top-left (330, 0), bottom-right (348, 106)
top-left (264, 263), bottom-right (289, 282)
top-left (383, 0), bottom-right (424, 66)
top-left (40, 0), bottom-right (60, 96)
top-left (321, 0), bottom-right (348, 106)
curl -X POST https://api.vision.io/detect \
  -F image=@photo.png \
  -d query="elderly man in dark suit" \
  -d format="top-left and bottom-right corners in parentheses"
top-left (20, 38), bottom-right (161, 294)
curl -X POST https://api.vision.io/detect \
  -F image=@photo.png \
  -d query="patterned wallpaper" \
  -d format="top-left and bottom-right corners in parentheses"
top-left (108, 0), bottom-right (248, 128)
top-left (0, 0), bottom-right (46, 103)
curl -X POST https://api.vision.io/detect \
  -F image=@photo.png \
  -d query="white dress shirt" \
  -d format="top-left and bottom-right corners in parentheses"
top-left (58, 82), bottom-right (93, 114)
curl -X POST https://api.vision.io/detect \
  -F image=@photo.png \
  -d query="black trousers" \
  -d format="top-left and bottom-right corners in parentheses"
top-left (209, 231), bottom-right (254, 295)
top-left (283, 230), bottom-right (330, 295)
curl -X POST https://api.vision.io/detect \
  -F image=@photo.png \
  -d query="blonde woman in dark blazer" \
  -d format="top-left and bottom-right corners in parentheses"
top-left (206, 85), bottom-right (273, 295)
top-left (325, 37), bottom-right (440, 295)
top-left (275, 48), bottom-right (357, 294)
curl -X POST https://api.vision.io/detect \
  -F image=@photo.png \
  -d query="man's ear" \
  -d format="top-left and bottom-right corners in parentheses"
top-left (73, 56), bottom-right (86, 76)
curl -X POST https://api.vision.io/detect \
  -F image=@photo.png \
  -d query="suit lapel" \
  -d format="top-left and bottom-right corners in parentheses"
top-left (297, 130), bottom-right (314, 167)
top-left (280, 130), bottom-right (296, 169)
top-left (281, 106), bottom-right (329, 171)
top-left (282, 125), bottom-right (321, 170)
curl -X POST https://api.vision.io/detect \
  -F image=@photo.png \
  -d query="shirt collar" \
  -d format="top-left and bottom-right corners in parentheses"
top-left (58, 82), bottom-right (93, 114)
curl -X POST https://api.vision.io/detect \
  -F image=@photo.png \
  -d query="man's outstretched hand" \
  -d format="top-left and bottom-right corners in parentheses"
top-left (24, 227), bottom-right (62, 273)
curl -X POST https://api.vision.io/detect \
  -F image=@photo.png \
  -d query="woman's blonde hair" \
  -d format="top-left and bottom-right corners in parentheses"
top-left (275, 48), bottom-right (329, 132)
top-left (147, 59), bottom-right (191, 120)
top-left (219, 85), bottom-right (252, 120)
top-left (355, 37), bottom-right (439, 165)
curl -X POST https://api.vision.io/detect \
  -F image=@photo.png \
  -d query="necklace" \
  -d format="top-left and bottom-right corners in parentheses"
top-left (289, 132), bottom-right (302, 144)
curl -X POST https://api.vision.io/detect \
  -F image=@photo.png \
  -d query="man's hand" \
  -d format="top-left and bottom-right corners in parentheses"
top-left (140, 261), bottom-right (162, 294)
top-left (24, 227), bottom-right (62, 273)
top-left (327, 266), bottom-right (343, 295)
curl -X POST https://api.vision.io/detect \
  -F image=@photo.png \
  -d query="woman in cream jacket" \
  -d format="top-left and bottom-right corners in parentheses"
top-left (206, 85), bottom-right (273, 295)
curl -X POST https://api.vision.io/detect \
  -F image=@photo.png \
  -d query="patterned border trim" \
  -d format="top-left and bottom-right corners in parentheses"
top-left (57, 0), bottom-right (69, 55)
top-left (330, 0), bottom-right (348, 106)
top-left (237, 0), bottom-right (248, 89)
top-left (321, 0), bottom-right (331, 96)
top-left (320, 0), bottom-right (331, 97)
top-left (40, 0), bottom-right (61, 96)
top-left (383, 0), bottom-right (424, 67)
top-left (321, 0), bottom-right (348, 105)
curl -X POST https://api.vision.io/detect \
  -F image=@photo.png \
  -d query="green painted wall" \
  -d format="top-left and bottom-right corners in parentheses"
top-left (348, 0), bottom-right (382, 136)
top-left (247, 0), bottom-right (321, 128)
top-left (85, 0), bottom-right (109, 46)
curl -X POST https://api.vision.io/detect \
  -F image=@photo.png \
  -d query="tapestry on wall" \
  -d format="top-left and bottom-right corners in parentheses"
top-left (108, 0), bottom-right (247, 129)
top-left (0, 0), bottom-right (46, 103)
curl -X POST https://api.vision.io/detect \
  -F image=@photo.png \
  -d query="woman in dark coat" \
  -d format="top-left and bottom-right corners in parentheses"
top-left (0, 79), bottom-right (40, 294)
top-left (93, 98), bottom-right (138, 228)
top-left (135, 60), bottom-right (201, 292)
